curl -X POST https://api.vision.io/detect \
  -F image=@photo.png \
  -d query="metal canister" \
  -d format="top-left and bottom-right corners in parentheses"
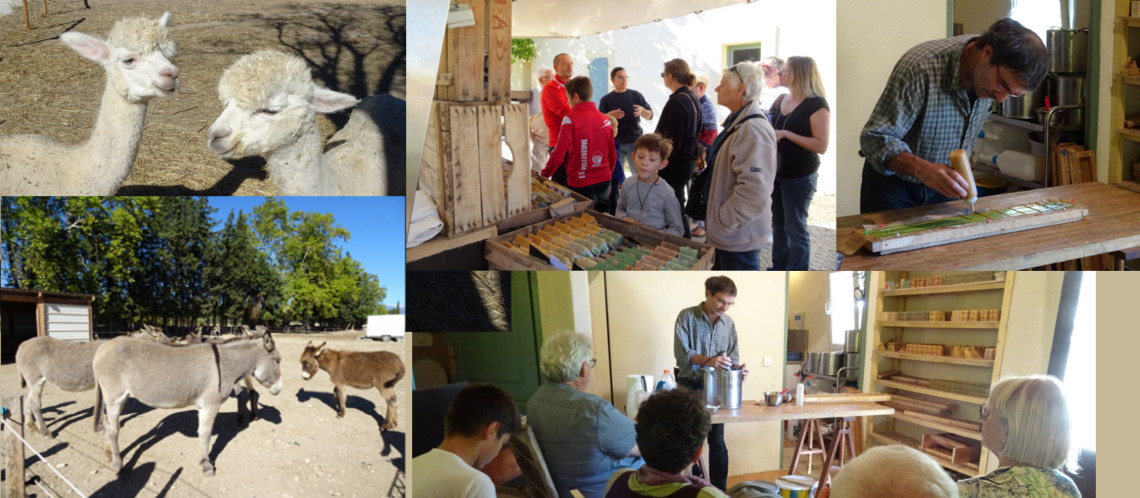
top-left (718, 368), bottom-right (744, 409)
top-left (701, 367), bottom-right (720, 408)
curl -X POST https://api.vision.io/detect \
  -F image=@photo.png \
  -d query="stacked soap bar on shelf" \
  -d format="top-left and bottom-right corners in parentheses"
top-left (500, 213), bottom-right (701, 270)
top-left (531, 177), bottom-right (576, 208)
top-left (902, 343), bottom-right (944, 356)
top-left (882, 309), bottom-right (999, 322)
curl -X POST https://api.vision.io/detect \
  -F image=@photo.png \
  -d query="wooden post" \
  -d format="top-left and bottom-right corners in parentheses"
top-left (41, 0), bottom-right (46, 17)
top-left (23, 0), bottom-right (30, 29)
top-left (4, 395), bottom-right (26, 498)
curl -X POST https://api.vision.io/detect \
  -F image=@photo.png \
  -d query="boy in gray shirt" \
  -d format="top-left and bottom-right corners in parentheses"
top-left (616, 133), bottom-right (684, 237)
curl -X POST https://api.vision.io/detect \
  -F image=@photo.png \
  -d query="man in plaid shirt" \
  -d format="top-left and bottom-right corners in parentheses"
top-left (859, 19), bottom-right (1048, 213)
top-left (673, 275), bottom-right (750, 491)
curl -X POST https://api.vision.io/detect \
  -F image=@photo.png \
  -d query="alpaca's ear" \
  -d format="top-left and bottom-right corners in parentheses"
top-left (61, 32), bottom-right (111, 63)
top-left (310, 87), bottom-right (360, 114)
top-left (157, 12), bottom-right (172, 27)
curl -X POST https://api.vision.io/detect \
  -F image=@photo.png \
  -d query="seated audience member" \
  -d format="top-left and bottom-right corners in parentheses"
top-left (957, 375), bottom-right (1081, 498)
top-left (412, 384), bottom-right (523, 498)
top-left (819, 445), bottom-right (958, 498)
top-left (605, 388), bottom-right (727, 498)
top-left (528, 331), bottom-right (643, 497)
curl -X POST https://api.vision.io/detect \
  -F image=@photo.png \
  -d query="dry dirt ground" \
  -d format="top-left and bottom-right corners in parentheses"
top-left (0, 331), bottom-right (408, 497)
top-left (0, 0), bottom-right (405, 195)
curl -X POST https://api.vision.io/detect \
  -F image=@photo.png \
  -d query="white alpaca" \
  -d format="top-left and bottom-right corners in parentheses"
top-left (0, 12), bottom-right (179, 196)
top-left (206, 50), bottom-right (390, 196)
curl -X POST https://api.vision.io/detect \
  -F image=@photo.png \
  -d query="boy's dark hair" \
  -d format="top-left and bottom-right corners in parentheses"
top-left (610, 67), bottom-right (625, 79)
top-left (705, 276), bottom-right (737, 297)
top-left (975, 18), bottom-right (1049, 89)
top-left (635, 388), bottom-right (711, 474)
top-left (444, 384), bottom-right (522, 439)
top-left (565, 76), bottom-right (593, 102)
top-left (634, 134), bottom-right (674, 161)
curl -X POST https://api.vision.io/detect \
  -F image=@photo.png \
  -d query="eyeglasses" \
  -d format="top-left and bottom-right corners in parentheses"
top-left (716, 297), bottom-right (735, 308)
top-left (993, 65), bottom-right (1023, 98)
top-left (728, 65), bottom-right (741, 82)
top-left (588, 358), bottom-right (597, 368)
top-left (660, 72), bottom-right (666, 78)
top-left (979, 402), bottom-right (991, 419)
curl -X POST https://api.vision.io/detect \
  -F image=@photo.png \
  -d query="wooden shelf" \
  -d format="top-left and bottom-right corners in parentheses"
top-left (869, 431), bottom-right (979, 475)
top-left (879, 321), bottom-right (999, 329)
top-left (876, 351), bottom-right (995, 367)
top-left (880, 280), bottom-right (1005, 297)
top-left (986, 113), bottom-right (1043, 133)
top-left (1119, 73), bottom-right (1140, 86)
top-left (1118, 128), bottom-right (1140, 144)
top-left (876, 379), bottom-right (988, 405)
top-left (1122, 16), bottom-right (1140, 28)
top-left (890, 413), bottom-right (982, 441)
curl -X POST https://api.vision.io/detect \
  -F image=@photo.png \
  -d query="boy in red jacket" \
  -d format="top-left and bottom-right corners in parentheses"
top-left (542, 76), bottom-right (617, 213)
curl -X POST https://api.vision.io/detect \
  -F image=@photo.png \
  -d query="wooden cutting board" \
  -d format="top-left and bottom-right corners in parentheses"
top-left (802, 392), bottom-right (890, 403)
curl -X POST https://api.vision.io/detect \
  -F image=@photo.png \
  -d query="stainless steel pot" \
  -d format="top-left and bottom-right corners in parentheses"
top-left (1046, 28), bottom-right (1089, 73)
top-left (843, 353), bottom-right (861, 379)
top-left (1037, 106), bottom-right (1084, 128)
top-left (805, 352), bottom-right (821, 374)
top-left (817, 351), bottom-right (845, 376)
top-left (702, 366), bottom-right (744, 409)
top-left (1002, 85), bottom-right (1044, 120)
top-left (1048, 74), bottom-right (1086, 107)
top-left (844, 329), bottom-right (861, 353)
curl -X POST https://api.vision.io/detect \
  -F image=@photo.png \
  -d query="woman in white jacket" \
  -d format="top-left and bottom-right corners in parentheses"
top-left (702, 62), bottom-right (778, 270)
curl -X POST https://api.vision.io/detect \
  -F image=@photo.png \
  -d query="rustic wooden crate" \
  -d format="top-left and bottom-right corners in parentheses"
top-left (435, 0), bottom-right (511, 102)
top-left (485, 210), bottom-right (715, 270)
top-left (496, 173), bottom-right (595, 233)
top-left (420, 100), bottom-right (531, 239)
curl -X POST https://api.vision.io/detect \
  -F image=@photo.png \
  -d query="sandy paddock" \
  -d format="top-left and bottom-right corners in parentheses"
top-left (0, 331), bottom-right (407, 497)
top-left (0, 0), bottom-right (405, 195)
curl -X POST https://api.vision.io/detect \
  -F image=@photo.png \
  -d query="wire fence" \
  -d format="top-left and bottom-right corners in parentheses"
top-left (1, 415), bottom-right (88, 498)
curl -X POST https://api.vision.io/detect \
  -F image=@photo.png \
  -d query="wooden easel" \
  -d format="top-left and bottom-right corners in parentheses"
top-left (789, 419), bottom-right (828, 475)
top-left (816, 417), bottom-right (858, 490)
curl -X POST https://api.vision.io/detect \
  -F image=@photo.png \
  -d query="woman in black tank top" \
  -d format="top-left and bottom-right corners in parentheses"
top-left (768, 56), bottom-right (830, 271)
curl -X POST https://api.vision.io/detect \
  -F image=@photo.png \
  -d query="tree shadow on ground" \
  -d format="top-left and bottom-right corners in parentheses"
top-left (295, 386), bottom-right (390, 433)
top-left (116, 157), bottom-right (269, 195)
top-left (242, 3), bottom-right (406, 129)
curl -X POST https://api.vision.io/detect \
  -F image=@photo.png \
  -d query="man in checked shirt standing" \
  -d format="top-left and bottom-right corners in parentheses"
top-left (858, 18), bottom-right (1048, 213)
top-left (673, 275), bottom-right (750, 491)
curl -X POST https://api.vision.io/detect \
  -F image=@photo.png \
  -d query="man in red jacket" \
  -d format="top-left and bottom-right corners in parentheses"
top-left (541, 53), bottom-right (574, 184)
top-left (542, 76), bottom-right (616, 214)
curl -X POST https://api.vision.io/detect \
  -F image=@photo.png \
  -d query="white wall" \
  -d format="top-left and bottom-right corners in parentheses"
top-left (596, 272), bottom-right (788, 475)
top-left (526, 0), bottom-right (837, 195)
top-left (836, 0), bottom-right (947, 216)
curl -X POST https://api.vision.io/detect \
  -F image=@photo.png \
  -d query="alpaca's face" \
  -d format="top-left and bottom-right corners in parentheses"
top-left (60, 13), bottom-right (179, 103)
top-left (207, 50), bottom-right (359, 159)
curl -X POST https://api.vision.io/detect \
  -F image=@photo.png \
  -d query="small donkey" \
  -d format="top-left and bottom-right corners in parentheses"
top-left (300, 341), bottom-right (404, 430)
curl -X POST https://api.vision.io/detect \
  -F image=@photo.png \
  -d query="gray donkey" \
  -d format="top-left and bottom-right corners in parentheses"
top-left (16, 336), bottom-right (108, 437)
top-left (93, 332), bottom-right (283, 475)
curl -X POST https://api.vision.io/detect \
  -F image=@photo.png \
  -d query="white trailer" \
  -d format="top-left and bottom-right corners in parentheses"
top-left (365, 314), bottom-right (405, 341)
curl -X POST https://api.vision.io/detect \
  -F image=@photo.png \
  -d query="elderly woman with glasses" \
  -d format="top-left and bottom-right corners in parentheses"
top-left (959, 375), bottom-right (1081, 497)
top-left (527, 331), bottom-right (643, 498)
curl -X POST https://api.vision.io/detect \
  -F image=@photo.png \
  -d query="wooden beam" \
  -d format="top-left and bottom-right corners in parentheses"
top-left (4, 395), bottom-right (26, 498)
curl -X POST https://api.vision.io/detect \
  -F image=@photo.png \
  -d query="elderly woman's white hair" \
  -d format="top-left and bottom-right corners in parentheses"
top-left (539, 331), bottom-right (592, 383)
top-left (535, 67), bottom-right (554, 81)
top-left (830, 445), bottom-right (958, 498)
top-left (724, 62), bottom-right (764, 101)
top-left (986, 375), bottom-right (1077, 471)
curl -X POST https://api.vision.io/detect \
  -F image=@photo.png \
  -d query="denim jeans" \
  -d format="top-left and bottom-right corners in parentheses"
top-left (713, 249), bottom-right (761, 271)
top-left (860, 161), bottom-right (954, 213)
top-left (570, 181), bottom-right (612, 215)
top-left (678, 377), bottom-right (728, 490)
top-left (770, 171), bottom-right (817, 271)
top-left (617, 141), bottom-right (637, 176)
top-left (660, 156), bottom-right (697, 238)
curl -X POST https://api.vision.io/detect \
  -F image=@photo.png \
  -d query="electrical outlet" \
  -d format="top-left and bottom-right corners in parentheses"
top-left (763, 357), bottom-right (773, 367)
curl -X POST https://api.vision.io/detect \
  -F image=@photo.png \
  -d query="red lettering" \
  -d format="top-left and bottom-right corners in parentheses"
top-left (491, 14), bottom-right (508, 30)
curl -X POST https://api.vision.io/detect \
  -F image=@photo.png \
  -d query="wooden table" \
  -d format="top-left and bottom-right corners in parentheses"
top-left (838, 182), bottom-right (1140, 270)
top-left (706, 401), bottom-right (893, 490)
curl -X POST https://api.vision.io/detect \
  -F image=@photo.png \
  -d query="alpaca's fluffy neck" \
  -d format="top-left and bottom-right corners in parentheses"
top-left (264, 124), bottom-right (329, 195)
top-left (79, 81), bottom-right (149, 193)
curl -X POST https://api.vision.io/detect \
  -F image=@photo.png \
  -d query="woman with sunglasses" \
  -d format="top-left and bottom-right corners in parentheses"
top-left (768, 56), bottom-right (829, 271)
top-left (960, 375), bottom-right (1081, 497)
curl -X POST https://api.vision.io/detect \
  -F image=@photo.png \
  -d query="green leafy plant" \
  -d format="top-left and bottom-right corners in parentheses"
top-left (511, 38), bottom-right (537, 64)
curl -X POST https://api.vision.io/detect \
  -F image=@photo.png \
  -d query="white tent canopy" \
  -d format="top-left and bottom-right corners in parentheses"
top-left (511, 0), bottom-right (749, 38)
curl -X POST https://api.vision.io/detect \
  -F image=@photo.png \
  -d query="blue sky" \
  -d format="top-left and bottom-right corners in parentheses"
top-left (208, 197), bottom-right (405, 310)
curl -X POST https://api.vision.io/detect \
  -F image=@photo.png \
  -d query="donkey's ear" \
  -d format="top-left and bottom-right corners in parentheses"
top-left (61, 32), bottom-right (112, 64)
top-left (263, 333), bottom-right (275, 351)
top-left (157, 12), bottom-right (172, 27)
top-left (315, 342), bottom-right (328, 357)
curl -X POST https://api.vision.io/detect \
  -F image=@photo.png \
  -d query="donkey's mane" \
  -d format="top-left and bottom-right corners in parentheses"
top-left (213, 333), bottom-right (269, 346)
